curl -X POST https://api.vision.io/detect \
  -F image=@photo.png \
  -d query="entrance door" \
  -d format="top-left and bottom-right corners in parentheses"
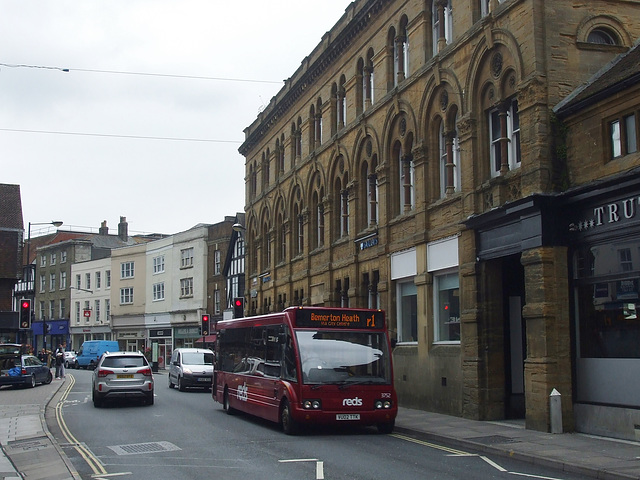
top-left (503, 257), bottom-right (526, 419)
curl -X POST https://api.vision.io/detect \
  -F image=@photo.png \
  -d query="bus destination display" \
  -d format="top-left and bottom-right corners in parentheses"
top-left (295, 308), bottom-right (384, 329)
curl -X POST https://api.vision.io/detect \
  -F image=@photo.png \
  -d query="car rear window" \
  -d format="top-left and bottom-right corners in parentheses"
top-left (102, 356), bottom-right (147, 368)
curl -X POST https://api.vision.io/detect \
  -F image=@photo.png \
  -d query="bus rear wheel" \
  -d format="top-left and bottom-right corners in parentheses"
top-left (377, 420), bottom-right (395, 434)
top-left (223, 387), bottom-right (235, 415)
top-left (280, 400), bottom-right (299, 435)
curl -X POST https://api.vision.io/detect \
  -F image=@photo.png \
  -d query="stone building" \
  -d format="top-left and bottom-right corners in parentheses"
top-left (238, 0), bottom-right (640, 438)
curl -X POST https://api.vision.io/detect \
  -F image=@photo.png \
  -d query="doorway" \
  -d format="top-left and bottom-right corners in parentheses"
top-left (503, 256), bottom-right (526, 419)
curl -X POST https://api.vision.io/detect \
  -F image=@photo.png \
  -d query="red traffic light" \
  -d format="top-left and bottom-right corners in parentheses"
top-left (234, 299), bottom-right (242, 307)
top-left (202, 314), bottom-right (209, 322)
top-left (21, 300), bottom-right (30, 309)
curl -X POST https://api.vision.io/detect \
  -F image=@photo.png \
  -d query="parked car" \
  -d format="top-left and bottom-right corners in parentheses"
top-left (0, 353), bottom-right (53, 388)
top-left (77, 340), bottom-right (119, 369)
top-left (168, 348), bottom-right (214, 391)
top-left (64, 351), bottom-right (78, 369)
top-left (91, 351), bottom-right (154, 407)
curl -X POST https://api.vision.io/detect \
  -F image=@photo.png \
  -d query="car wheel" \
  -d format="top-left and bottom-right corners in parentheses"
top-left (30, 374), bottom-right (37, 388)
top-left (146, 391), bottom-right (154, 405)
top-left (92, 390), bottom-right (103, 408)
top-left (44, 371), bottom-right (53, 385)
top-left (65, 361), bottom-right (69, 369)
top-left (178, 376), bottom-right (185, 392)
top-left (223, 387), bottom-right (235, 415)
top-left (168, 375), bottom-right (174, 389)
top-left (281, 400), bottom-right (299, 435)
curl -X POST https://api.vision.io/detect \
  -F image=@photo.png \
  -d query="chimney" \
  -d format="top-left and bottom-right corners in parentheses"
top-left (99, 220), bottom-right (109, 235)
top-left (118, 216), bottom-right (128, 241)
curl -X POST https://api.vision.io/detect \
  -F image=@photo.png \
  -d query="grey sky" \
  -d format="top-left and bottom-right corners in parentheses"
top-left (1, 1), bottom-right (349, 236)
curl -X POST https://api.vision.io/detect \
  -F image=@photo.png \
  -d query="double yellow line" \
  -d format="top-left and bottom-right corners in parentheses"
top-left (54, 374), bottom-right (108, 477)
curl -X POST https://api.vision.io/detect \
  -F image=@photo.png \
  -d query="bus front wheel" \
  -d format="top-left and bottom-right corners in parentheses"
top-left (280, 400), bottom-right (299, 435)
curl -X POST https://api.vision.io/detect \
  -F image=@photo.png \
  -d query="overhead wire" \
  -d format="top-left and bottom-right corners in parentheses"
top-left (0, 62), bottom-right (277, 143)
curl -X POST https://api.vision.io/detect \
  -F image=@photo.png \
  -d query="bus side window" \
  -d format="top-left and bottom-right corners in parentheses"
top-left (281, 326), bottom-right (297, 382)
top-left (265, 325), bottom-right (282, 378)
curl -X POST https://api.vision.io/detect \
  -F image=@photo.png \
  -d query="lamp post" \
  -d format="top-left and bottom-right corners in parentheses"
top-left (25, 220), bottom-right (63, 351)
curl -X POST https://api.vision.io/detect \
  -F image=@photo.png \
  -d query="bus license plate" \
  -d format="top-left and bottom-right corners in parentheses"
top-left (336, 414), bottom-right (360, 421)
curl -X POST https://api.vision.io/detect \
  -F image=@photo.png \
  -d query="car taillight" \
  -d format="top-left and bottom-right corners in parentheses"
top-left (21, 368), bottom-right (27, 375)
top-left (97, 368), bottom-right (114, 377)
top-left (139, 367), bottom-right (152, 377)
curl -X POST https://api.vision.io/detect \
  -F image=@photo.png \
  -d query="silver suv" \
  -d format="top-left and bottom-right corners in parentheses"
top-left (92, 351), bottom-right (154, 407)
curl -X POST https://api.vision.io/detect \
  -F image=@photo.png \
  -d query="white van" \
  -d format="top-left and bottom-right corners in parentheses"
top-left (168, 348), bottom-right (214, 391)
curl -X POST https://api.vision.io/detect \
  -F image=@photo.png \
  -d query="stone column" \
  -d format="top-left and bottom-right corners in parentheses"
top-left (521, 246), bottom-right (574, 432)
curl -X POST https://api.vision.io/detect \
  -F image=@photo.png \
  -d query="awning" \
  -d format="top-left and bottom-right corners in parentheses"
top-left (196, 334), bottom-right (217, 343)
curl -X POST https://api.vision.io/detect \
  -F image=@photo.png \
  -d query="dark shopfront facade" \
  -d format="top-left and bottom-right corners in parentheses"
top-left (464, 170), bottom-right (640, 440)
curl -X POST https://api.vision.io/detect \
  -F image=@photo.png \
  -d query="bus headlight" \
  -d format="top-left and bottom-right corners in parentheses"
top-left (375, 400), bottom-right (392, 409)
top-left (303, 399), bottom-right (322, 410)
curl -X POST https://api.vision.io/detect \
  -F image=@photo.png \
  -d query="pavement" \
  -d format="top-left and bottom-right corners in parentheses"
top-left (1, 377), bottom-right (639, 480)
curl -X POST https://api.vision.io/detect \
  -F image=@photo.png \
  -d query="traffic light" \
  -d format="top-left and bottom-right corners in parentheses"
top-left (233, 297), bottom-right (244, 318)
top-left (19, 299), bottom-right (31, 329)
top-left (201, 314), bottom-right (210, 336)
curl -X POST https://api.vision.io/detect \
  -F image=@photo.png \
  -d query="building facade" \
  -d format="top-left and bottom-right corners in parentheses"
top-left (69, 257), bottom-right (112, 350)
top-left (238, 0), bottom-right (640, 438)
top-left (0, 184), bottom-right (23, 344)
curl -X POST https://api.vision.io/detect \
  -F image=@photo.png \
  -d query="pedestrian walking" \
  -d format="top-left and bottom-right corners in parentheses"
top-left (55, 344), bottom-right (65, 379)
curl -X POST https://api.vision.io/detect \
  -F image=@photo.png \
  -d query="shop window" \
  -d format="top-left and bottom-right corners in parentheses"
top-left (434, 271), bottom-right (460, 342)
top-left (574, 240), bottom-right (640, 359)
top-left (396, 280), bottom-right (417, 343)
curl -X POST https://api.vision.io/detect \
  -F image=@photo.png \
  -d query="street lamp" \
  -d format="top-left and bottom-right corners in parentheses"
top-left (232, 222), bottom-right (246, 238)
top-left (25, 220), bottom-right (63, 352)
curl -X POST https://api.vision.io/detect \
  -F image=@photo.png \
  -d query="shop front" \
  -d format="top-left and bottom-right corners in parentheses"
top-left (116, 329), bottom-right (146, 353)
top-left (563, 172), bottom-right (640, 440)
top-left (174, 326), bottom-right (200, 349)
top-left (149, 328), bottom-right (172, 370)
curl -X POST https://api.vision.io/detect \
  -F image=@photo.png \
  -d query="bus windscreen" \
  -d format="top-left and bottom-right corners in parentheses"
top-left (297, 330), bottom-right (391, 385)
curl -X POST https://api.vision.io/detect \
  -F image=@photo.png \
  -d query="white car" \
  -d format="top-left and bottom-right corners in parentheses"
top-left (64, 351), bottom-right (78, 369)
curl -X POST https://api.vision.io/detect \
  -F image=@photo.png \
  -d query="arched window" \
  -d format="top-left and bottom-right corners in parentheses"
top-left (397, 15), bottom-right (409, 80)
top-left (439, 115), bottom-right (460, 197)
top-left (587, 28), bottom-right (618, 45)
top-left (263, 149), bottom-right (270, 189)
top-left (311, 189), bottom-right (325, 249)
top-left (276, 210), bottom-right (286, 264)
top-left (309, 104), bottom-right (316, 149)
top-left (315, 98), bottom-right (323, 146)
top-left (387, 27), bottom-right (397, 91)
top-left (261, 219), bottom-right (270, 271)
top-left (366, 48), bottom-right (375, 106)
top-left (367, 155), bottom-right (379, 225)
top-left (296, 117), bottom-right (303, 160)
top-left (396, 139), bottom-right (414, 213)
top-left (489, 98), bottom-right (520, 177)
top-left (337, 75), bottom-right (346, 131)
top-left (433, 0), bottom-right (452, 55)
top-left (292, 201), bottom-right (304, 257)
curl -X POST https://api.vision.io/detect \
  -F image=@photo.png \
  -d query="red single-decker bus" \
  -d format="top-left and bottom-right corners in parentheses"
top-left (213, 306), bottom-right (397, 434)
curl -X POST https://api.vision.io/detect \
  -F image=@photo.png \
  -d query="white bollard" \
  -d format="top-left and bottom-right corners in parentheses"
top-left (550, 388), bottom-right (563, 434)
